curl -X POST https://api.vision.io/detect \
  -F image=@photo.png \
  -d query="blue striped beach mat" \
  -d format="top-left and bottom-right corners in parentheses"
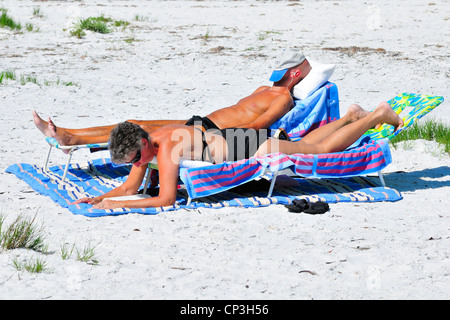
top-left (6, 158), bottom-right (402, 217)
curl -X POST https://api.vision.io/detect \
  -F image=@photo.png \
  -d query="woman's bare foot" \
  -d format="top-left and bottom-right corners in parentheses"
top-left (346, 104), bottom-right (371, 123)
top-left (373, 102), bottom-right (404, 131)
top-left (32, 110), bottom-right (73, 148)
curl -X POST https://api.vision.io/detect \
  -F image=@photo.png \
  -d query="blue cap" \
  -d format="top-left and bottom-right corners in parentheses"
top-left (269, 69), bottom-right (288, 82)
top-left (269, 48), bottom-right (306, 82)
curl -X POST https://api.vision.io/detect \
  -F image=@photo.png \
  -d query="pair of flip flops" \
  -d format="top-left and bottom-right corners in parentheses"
top-left (285, 199), bottom-right (329, 214)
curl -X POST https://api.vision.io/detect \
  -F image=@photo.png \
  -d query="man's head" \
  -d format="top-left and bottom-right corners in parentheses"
top-left (109, 121), bottom-right (150, 164)
top-left (269, 48), bottom-right (306, 83)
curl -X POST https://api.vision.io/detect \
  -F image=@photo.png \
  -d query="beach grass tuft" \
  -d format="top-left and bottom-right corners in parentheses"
top-left (134, 14), bottom-right (148, 22)
top-left (33, 7), bottom-right (44, 18)
top-left (390, 119), bottom-right (450, 154)
top-left (60, 242), bottom-right (75, 260)
top-left (76, 242), bottom-right (98, 265)
top-left (70, 27), bottom-right (86, 39)
top-left (0, 70), bottom-right (16, 84)
top-left (79, 16), bottom-right (112, 34)
top-left (70, 15), bottom-right (130, 38)
top-left (12, 256), bottom-right (49, 273)
top-left (1, 70), bottom-right (77, 87)
top-left (0, 8), bottom-right (22, 31)
top-left (0, 213), bottom-right (46, 252)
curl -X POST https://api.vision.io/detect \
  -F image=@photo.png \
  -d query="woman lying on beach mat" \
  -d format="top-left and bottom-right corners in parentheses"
top-left (71, 101), bottom-right (403, 210)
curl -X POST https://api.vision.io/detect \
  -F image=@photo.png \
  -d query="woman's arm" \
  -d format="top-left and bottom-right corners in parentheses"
top-left (71, 163), bottom-right (147, 206)
top-left (92, 140), bottom-right (181, 209)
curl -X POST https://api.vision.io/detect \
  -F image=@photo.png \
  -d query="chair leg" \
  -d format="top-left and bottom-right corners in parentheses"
top-left (267, 171), bottom-right (279, 197)
top-left (44, 145), bottom-right (53, 173)
top-left (378, 171), bottom-right (386, 187)
top-left (61, 148), bottom-right (75, 182)
top-left (143, 167), bottom-right (153, 194)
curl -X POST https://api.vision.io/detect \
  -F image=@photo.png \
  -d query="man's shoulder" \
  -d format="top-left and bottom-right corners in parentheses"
top-left (253, 85), bottom-right (271, 93)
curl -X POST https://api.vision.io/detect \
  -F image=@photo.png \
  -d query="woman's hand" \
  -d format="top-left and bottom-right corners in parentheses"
top-left (71, 197), bottom-right (102, 205)
top-left (92, 199), bottom-right (123, 210)
top-left (70, 197), bottom-right (122, 210)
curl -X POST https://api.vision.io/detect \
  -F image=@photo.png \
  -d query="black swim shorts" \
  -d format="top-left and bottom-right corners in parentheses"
top-left (185, 115), bottom-right (219, 131)
top-left (220, 128), bottom-right (271, 162)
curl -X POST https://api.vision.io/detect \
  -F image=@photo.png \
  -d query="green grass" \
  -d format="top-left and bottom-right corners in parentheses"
top-left (20, 74), bottom-right (38, 85)
top-left (0, 8), bottom-right (22, 31)
top-left (33, 7), bottom-right (44, 18)
top-left (390, 119), bottom-right (450, 154)
top-left (12, 256), bottom-right (49, 273)
top-left (76, 242), bottom-right (98, 265)
top-left (114, 20), bottom-right (129, 28)
top-left (0, 214), bottom-right (46, 252)
top-left (60, 240), bottom-right (98, 265)
top-left (134, 15), bottom-right (149, 22)
top-left (70, 28), bottom-right (86, 39)
top-left (60, 242), bottom-right (75, 260)
top-left (79, 16), bottom-right (112, 34)
top-left (2, 213), bottom-right (100, 275)
top-left (257, 30), bottom-right (282, 41)
top-left (25, 22), bottom-right (35, 32)
top-left (70, 15), bottom-right (130, 38)
top-left (0, 70), bottom-right (16, 84)
top-left (1, 70), bottom-right (78, 87)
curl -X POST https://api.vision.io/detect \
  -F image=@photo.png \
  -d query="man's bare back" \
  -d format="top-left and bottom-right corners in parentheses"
top-left (206, 86), bottom-right (293, 130)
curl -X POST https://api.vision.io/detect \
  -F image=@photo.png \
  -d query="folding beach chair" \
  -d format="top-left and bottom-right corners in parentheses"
top-left (43, 137), bottom-right (108, 182)
top-left (177, 93), bottom-right (444, 205)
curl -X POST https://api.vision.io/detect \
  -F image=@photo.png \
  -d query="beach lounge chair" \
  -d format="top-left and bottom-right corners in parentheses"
top-left (43, 138), bottom-right (108, 182)
top-left (175, 93), bottom-right (444, 205)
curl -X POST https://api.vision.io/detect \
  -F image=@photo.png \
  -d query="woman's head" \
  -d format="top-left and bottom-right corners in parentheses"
top-left (108, 121), bottom-right (150, 164)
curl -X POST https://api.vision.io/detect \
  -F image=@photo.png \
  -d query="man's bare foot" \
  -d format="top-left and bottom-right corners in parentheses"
top-left (32, 110), bottom-right (73, 150)
top-left (374, 101), bottom-right (404, 131)
top-left (346, 104), bottom-right (371, 123)
top-left (32, 110), bottom-right (53, 137)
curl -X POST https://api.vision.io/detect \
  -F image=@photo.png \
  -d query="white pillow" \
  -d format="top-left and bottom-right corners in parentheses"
top-left (292, 57), bottom-right (335, 100)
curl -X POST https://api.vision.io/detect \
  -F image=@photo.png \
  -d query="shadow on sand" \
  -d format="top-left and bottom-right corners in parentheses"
top-left (382, 166), bottom-right (450, 192)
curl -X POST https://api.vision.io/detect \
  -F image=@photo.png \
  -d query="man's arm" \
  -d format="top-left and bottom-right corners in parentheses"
top-left (236, 93), bottom-right (293, 130)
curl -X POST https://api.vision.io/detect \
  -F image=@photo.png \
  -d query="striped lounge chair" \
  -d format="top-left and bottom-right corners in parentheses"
top-left (175, 92), bottom-right (444, 205)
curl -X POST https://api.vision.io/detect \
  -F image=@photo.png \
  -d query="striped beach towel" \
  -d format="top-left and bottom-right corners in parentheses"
top-left (270, 81), bottom-right (339, 140)
top-left (180, 136), bottom-right (391, 199)
top-left (5, 158), bottom-right (402, 217)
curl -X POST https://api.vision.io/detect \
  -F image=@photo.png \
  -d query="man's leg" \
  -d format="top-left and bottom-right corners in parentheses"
top-left (33, 111), bottom-right (186, 145)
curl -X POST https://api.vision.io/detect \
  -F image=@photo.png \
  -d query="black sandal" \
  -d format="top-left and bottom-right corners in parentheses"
top-left (285, 199), bottom-right (308, 213)
top-left (285, 199), bottom-right (329, 214)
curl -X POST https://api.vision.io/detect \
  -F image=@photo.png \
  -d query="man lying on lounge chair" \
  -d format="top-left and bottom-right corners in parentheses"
top-left (33, 48), bottom-right (312, 147)
top-left (72, 102), bottom-right (403, 210)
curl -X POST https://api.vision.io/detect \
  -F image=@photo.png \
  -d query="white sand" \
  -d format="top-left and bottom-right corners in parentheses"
top-left (0, 0), bottom-right (449, 300)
